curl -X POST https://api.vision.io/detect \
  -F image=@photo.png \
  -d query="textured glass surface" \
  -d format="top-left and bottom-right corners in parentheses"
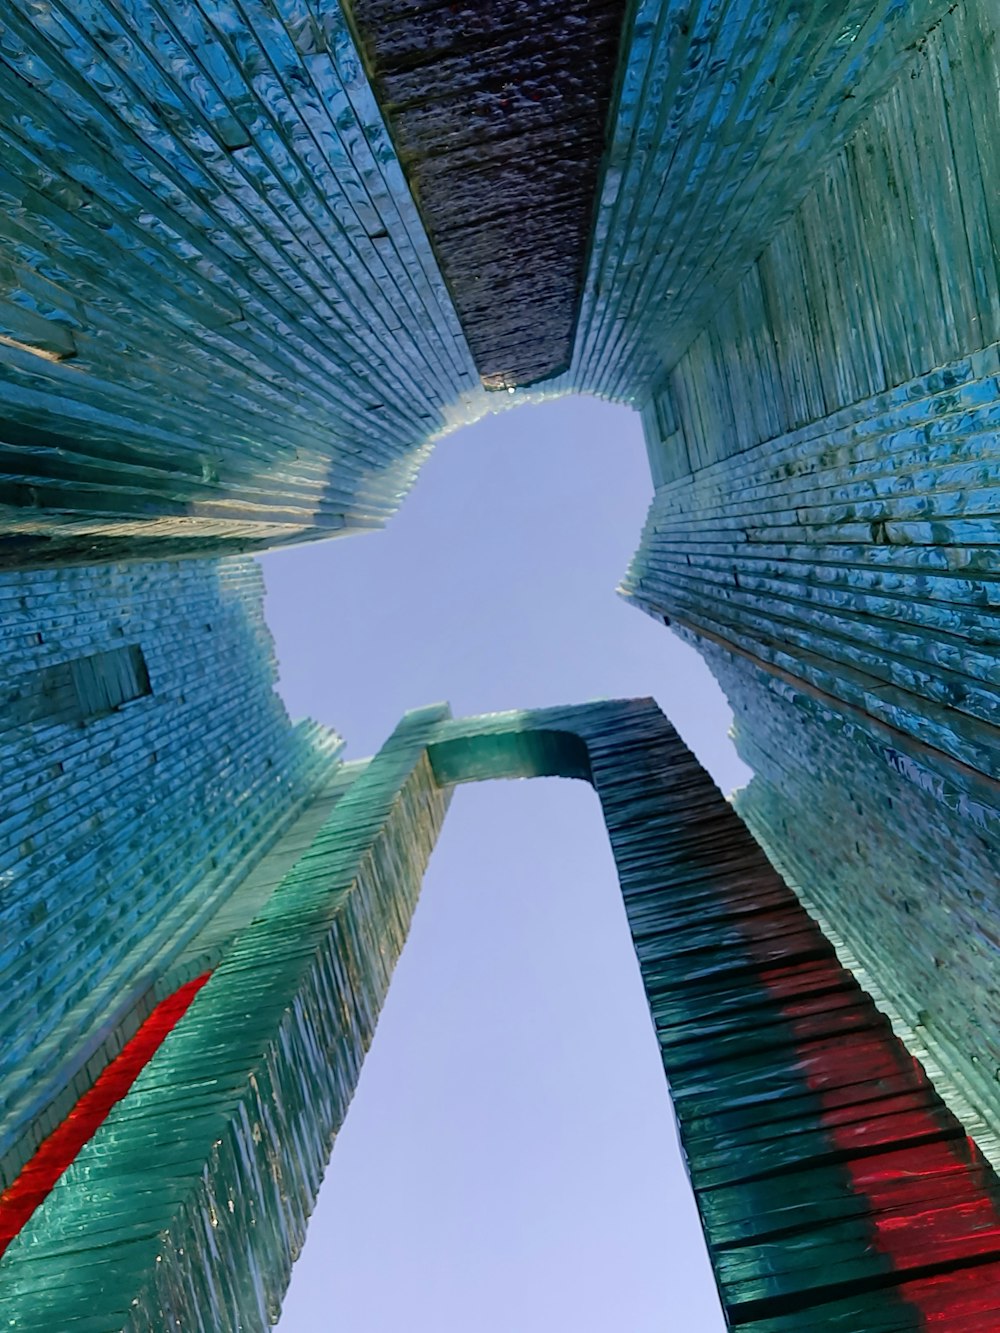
top-left (562, 0), bottom-right (958, 399)
top-left (0, 0), bottom-right (486, 563)
top-left (0, 0), bottom-right (967, 557)
top-left (622, 0), bottom-right (1000, 1162)
top-left (3, 701), bottom-right (998, 1329)
top-left (708, 640), bottom-right (1000, 1169)
top-left (1, 1), bottom-right (1000, 1326)
top-left (0, 706), bottom-right (450, 1330)
top-left (0, 556), bottom-right (341, 1194)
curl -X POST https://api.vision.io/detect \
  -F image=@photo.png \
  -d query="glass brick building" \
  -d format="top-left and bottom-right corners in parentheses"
top-left (0, 2), bottom-right (998, 1327)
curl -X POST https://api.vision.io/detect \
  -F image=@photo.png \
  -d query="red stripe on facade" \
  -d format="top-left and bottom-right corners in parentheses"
top-left (0, 974), bottom-right (210, 1256)
top-left (901, 1259), bottom-right (1000, 1326)
top-left (736, 897), bottom-right (1000, 1326)
top-left (783, 1020), bottom-right (1000, 1273)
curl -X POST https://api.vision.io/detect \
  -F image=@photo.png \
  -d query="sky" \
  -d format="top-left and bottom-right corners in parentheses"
top-left (261, 395), bottom-right (750, 1332)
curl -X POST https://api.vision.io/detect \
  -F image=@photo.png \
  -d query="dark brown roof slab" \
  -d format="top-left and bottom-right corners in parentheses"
top-left (344, 0), bottom-right (630, 390)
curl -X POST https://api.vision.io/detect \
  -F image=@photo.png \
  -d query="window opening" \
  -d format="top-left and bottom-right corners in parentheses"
top-left (10, 644), bottom-right (151, 726)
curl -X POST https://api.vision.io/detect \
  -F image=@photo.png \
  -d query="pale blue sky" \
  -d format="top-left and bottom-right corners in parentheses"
top-left (262, 396), bottom-right (746, 1331)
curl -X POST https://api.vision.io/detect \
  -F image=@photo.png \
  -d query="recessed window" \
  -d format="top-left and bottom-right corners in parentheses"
top-left (11, 645), bottom-right (152, 727)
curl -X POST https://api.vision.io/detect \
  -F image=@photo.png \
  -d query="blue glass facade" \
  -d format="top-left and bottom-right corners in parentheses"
top-left (0, 557), bottom-right (342, 1192)
top-left (0, 1), bottom-right (998, 1325)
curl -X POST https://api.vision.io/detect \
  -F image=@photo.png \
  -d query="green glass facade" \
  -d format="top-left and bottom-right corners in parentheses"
top-left (4, 701), bottom-right (999, 1329)
top-left (0, 1), bottom-right (998, 1326)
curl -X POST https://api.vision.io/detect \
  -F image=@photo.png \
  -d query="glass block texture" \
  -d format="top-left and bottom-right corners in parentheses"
top-left (558, 0), bottom-right (960, 400)
top-left (0, 555), bottom-right (342, 1195)
top-left (702, 637), bottom-right (1000, 1170)
top-left (1, 4), bottom-right (1000, 1328)
top-left (0, 706), bottom-right (451, 1331)
top-left (3, 700), bottom-right (999, 1330)
top-left (343, 0), bottom-right (630, 389)
top-left (622, 0), bottom-right (1000, 1159)
top-left (0, 0), bottom-right (967, 559)
top-left (0, 0), bottom-right (485, 564)
top-left (627, 0), bottom-right (1000, 792)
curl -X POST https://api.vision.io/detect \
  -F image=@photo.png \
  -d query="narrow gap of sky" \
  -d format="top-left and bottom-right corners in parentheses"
top-left (262, 395), bottom-right (747, 1332)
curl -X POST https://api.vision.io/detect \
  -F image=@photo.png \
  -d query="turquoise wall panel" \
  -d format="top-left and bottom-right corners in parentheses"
top-left (0, 554), bottom-right (341, 1189)
top-left (627, 348), bottom-right (1000, 785)
top-left (0, 705), bottom-right (451, 1332)
top-left (624, 0), bottom-right (1000, 896)
top-left (567, 0), bottom-right (956, 402)
top-left (620, 7), bottom-right (1000, 1176)
top-left (0, 0), bottom-right (483, 563)
top-left (697, 635), bottom-right (1000, 1170)
top-left (4, 700), bottom-right (999, 1330)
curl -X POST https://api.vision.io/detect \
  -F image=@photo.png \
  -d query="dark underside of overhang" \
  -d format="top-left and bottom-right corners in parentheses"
top-left (345, 0), bottom-right (629, 390)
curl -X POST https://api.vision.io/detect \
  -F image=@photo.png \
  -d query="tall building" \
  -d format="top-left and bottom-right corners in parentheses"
top-left (0, 1), bottom-right (998, 1327)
